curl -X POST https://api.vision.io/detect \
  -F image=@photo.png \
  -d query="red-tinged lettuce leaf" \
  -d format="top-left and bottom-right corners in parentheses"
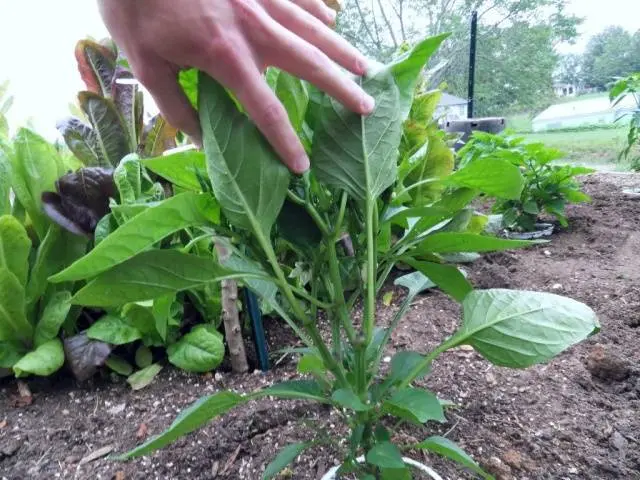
top-left (57, 117), bottom-right (101, 166)
top-left (63, 333), bottom-right (112, 382)
top-left (79, 91), bottom-right (130, 167)
top-left (111, 65), bottom-right (142, 148)
top-left (141, 115), bottom-right (178, 158)
top-left (75, 39), bottom-right (117, 96)
top-left (42, 167), bottom-right (116, 236)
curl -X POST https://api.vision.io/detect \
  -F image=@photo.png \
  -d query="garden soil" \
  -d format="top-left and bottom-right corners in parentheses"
top-left (1, 173), bottom-right (639, 480)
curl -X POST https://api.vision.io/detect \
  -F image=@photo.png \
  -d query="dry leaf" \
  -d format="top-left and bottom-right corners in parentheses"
top-left (0, 419), bottom-right (7, 429)
top-left (114, 471), bottom-right (125, 480)
top-left (79, 445), bottom-right (114, 465)
top-left (136, 423), bottom-right (148, 440)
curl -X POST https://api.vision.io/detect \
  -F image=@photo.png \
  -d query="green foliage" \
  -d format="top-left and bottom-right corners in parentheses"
top-left (459, 131), bottom-right (594, 230)
top-left (0, 213), bottom-right (86, 377)
top-left (610, 72), bottom-right (640, 170)
top-left (582, 27), bottom-right (640, 91)
top-left (88, 35), bottom-right (601, 479)
top-left (337, 0), bottom-right (580, 116)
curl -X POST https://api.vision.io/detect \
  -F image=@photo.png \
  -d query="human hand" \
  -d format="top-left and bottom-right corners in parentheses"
top-left (98, 0), bottom-right (374, 173)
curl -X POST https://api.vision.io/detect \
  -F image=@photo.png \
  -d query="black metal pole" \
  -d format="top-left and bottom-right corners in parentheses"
top-left (467, 10), bottom-right (478, 119)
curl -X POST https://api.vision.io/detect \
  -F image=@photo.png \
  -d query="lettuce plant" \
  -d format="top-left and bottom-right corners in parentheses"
top-left (49, 36), bottom-right (599, 478)
top-left (0, 214), bottom-right (86, 378)
top-left (45, 39), bottom-right (179, 237)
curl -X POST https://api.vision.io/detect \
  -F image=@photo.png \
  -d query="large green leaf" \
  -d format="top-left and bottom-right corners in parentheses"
top-left (0, 269), bottom-right (31, 345)
top-left (366, 442), bottom-right (405, 469)
top-left (113, 155), bottom-right (142, 204)
top-left (263, 442), bottom-right (313, 480)
top-left (257, 379), bottom-right (328, 403)
top-left (414, 233), bottom-right (538, 255)
top-left (127, 363), bottom-right (163, 390)
top-left (275, 72), bottom-right (309, 132)
top-left (276, 199), bottom-right (322, 250)
top-left (50, 192), bottom-right (219, 282)
top-left (449, 289), bottom-right (600, 368)
top-left (13, 338), bottom-right (65, 378)
top-left (0, 341), bottom-right (24, 368)
top-left (382, 387), bottom-right (445, 424)
top-left (415, 436), bottom-right (493, 479)
top-left (199, 72), bottom-right (290, 237)
top-left (70, 250), bottom-right (232, 307)
top-left (86, 314), bottom-right (143, 345)
top-left (33, 291), bottom-right (72, 347)
top-left (26, 226), bottom-right (87, 307)
top-left (0, 148), bottom-right (11, 216)
top-left (0, 215), bottom-right (31, 286)
top-left (10, 128), bottom-right (66, 239)
top-left (78, 91), bottom-right (130, 167)
top-left (332, 388), bottom-right (371, 411)
top-left (142, 151), bottom-right (206, 191)
top-left (446, 158), bottom-right (523, 200)
top-left (407, 133), bottom-right (454, 205)
top-left (312, 35), bottom-right (448, 202)
top-left (167, 325), bottom-right (225, 372)
top-left (404, 259), bottom-right (472, 302)
top-left (119, 391), bottom-right (247, 459)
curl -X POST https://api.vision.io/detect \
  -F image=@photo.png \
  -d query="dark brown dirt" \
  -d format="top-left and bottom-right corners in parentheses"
top-left (1, 173), bottom-right (639, 480)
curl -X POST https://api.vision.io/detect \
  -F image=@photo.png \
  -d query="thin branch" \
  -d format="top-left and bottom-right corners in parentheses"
top-left (376, 0), bottom-right (399, 48)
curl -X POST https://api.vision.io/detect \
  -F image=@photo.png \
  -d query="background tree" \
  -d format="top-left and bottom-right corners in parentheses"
top-left (337, 0), bottom-right (581, 116)
top-left (556, 53), bottom-right (583, 87)
top-left (581, 26), bottom-right (640, 90)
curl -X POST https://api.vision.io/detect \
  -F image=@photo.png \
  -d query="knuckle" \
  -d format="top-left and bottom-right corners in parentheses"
top-left (259, 101), bottom-right (287, 127)
top-left (306, 48), bottom-right (330, 81)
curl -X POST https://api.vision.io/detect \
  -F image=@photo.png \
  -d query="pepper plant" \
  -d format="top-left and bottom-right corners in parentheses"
top-left (610, 72), bottom-right (640, 171)
top-left (49, 35), bottom-right (599, 478)
top-left (458, 131), bottom-right (594, 232)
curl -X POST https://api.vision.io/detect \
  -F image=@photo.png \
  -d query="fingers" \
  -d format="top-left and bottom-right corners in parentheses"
top-left (135, 61), bottom-right (202, 146)
top-left (289, 0), bottom-right (336, 25)
top-left (232, 63), bottom-right (310, 173)
top-left (263, 0), bottom-right (368, 76)
top-left (254, 24), bottom-right (374, 116)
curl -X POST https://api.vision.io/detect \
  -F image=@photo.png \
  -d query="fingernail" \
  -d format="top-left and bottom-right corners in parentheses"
top-left (356, 57), bottom-right (369, 76)
top-left (324, 7), bottom-right (337, 24)
top-left (361, 94), bottom-right (375, 115)
top-left (293, 154), bottom-right (310, 174)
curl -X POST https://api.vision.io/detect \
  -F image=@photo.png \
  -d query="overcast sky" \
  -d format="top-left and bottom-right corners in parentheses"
top-left (1, 0), bottom-right (638, 140)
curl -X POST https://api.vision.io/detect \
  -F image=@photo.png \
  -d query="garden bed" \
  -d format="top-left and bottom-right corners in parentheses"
top-left (1, 173), bottom-right (639, 480)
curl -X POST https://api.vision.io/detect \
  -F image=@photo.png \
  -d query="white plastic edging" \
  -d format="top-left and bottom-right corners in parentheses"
top-left (320, 456), bottom-right (444, 480)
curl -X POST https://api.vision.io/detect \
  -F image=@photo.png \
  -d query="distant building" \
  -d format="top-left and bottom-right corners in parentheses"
top-left (532, 95), bottom-right (637, 132)
top-left (554, 82), bottom-right (578, 97)
top-left (435, 93), bottom-right (468, 121)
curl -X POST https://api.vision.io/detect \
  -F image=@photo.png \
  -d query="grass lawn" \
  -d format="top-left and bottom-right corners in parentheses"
top-left (523, 127), bottom-right (630, 170)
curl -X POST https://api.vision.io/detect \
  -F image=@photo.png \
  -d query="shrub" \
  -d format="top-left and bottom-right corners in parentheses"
top-left (610, 73), bottom-right (640, 171)
top-left (458, 131), bottom-right (594, 231)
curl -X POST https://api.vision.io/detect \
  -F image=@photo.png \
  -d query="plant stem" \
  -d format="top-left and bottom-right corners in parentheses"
top-left (363, 199), bottom-right (376, 344)
top-left (288, 285), bottom-right (333, 310)
top-left (397, 337), bottom-right (459, 390)
top-left (287, 190), bottom-right (330, 237)
top-left (327, 240), bottom-right (357, 345)
top-left (263, 242), bottom-right (349, 388)
top-left (394, 177), bottom-right (440, 200)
